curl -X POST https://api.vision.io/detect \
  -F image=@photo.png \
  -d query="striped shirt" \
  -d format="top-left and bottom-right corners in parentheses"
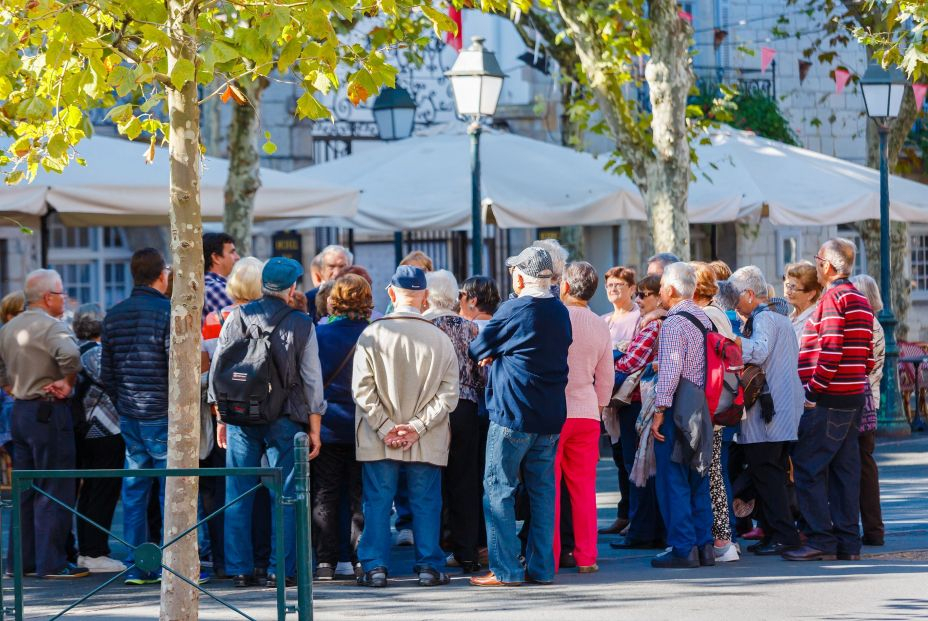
top-left (797, 278), bottom-right (875, 408)
top-left (655, 300), bottom-right (711, 409)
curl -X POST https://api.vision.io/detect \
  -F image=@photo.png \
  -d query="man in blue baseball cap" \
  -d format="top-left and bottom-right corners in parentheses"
top-left (209, 255), bottom-right (325, 589)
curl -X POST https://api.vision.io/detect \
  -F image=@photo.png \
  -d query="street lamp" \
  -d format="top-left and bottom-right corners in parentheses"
top-left (372, 86), bottom-right (417, 141)
top-left (445, 36), bottom-right (506, 275)
top-left (860, 62), bottom-right (910, 437)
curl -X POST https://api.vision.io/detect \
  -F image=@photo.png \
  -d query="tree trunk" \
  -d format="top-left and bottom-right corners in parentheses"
top-left (161, 1), bottom-right (202, 618)
top-left (223, 78), bottom-right (268, 257)
top-left (856, 88), bottom-right (916, 339)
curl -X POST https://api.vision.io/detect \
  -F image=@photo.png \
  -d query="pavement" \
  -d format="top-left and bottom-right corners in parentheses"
top-left (6, 433), bottom-right (928, 621)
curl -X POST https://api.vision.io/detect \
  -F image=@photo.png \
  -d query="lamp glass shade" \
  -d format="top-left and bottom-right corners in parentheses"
top-left (449, 75), bottom-right (483, 117)
top-left (860, 63), bottom-right (908, 120)
top-left (479, 75), bottom-right (504, 117)
top-left (445, 36), bottom-right (507, 119)
top-left (372, 86), bottom-right (417, 141)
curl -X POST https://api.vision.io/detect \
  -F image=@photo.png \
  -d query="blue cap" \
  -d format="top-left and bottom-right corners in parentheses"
top-left (262, 257), bottom-right (304, 292)
top-left (390, 265), bottom-right (427, 291)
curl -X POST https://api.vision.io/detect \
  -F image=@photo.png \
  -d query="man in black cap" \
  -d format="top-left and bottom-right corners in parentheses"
top-left (209, 257), bottom-right (325, 588)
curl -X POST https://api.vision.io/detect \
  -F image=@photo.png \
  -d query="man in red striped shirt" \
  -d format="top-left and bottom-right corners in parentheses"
top-left (785, 238), bottom-right (874, 562)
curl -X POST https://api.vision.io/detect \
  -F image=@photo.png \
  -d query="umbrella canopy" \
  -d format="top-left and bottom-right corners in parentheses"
top-left (0, 135), bottom-right (359, 226)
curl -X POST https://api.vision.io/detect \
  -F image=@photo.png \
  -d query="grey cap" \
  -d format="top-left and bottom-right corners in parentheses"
top-left (506, 247), bottom-right (554, 279)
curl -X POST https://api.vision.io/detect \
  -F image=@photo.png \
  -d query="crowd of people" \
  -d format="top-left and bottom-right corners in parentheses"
top-left (0, 232), bottom-right (884, 588)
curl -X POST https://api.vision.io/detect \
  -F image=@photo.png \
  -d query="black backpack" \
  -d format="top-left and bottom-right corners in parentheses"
top-left (211, 304), bottom-right (295, 426)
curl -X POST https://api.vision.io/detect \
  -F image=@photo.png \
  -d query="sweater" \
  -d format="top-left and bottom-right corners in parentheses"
top-left (566, 305), bottom-right (615, 420)
top-left (798, 278), bottom-right (875, 408)
top-left (468, 295), bottom-right (572, 434)
top-left (316, 317), bottom-right (369, 445)
top-left (0, 309), bottom-right (82, 400)
top-left (352, 311), bottom-right (459, 466)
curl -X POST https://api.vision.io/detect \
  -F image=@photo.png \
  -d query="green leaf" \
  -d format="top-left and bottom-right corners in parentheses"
top-left (47, 133), bottom-right (68, 159)
top-left (421, 5), bottom-right (457, 36)
top-left (56, 11), bottom-right (97, 43)
top-left (4, 171), bottom-right (24, 186)
top-left (105, 103), bottom-right (134, 123)
top-left (62, 106), bottom-right (82, 128)
top-left (295, 91), bottom-right (331, 120)
top-left (262, 140), bottom-right (277, 155)
top-left (277, 38), bottom-right (302, 74)
top-left (118, 116), bottom-right (143, 140)
top-left (170, 58), bottom-right (196, 90)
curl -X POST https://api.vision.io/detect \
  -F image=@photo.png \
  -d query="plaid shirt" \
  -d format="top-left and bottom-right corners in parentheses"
top-left (655, 299), bottom-right (711, 409)
top-left (616, 319), bottom-right (660, 374)
top-left (203, 272), bottom-right (232, 322)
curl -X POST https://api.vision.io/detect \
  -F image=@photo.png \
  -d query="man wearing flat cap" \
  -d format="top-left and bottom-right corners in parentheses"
top-left (468, 246), bottom-right (572, 587)
top-left (209, 256), bottom-right (325, 589)
top-left (352, 265), bottom-right (460, 588)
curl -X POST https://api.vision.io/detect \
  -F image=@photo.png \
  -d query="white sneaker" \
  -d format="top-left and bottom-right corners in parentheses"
top-left (713, 543), bottom-right (740, 563)
top-left (78, 555), bottom-right (127, 573)
top-left (395, 529), bottom-right (415, 546)
top-left (334, 562), bottom-right (356, 579)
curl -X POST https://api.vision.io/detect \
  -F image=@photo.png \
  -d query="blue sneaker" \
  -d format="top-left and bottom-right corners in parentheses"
top-left (124, 567), bottom-right (160, 585)
top-left (198, 571), bottom-right (211, 585)
top-left (43, 563), bottom-right (90, 579)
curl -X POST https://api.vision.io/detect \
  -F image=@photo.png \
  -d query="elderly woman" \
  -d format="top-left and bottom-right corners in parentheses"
top-left (784, 261), bottom-right (823, 343)
top-left (730, 266), bottom-right (804, 556)
top-left (609, 274), bottom-right (666, 550)
top-left (602, 266), bottom-right (640, 351)
top-left (312, 274), bottom-right (374, 580)
top-left (458, 276), bottom-right (500, 332)
top-left (690, 263), bottom-right (738, 562)
top-left (72, 304), bottom-right (126, 572)
top-left (850, 274), bottom-right (886, 546)
top-left (202, 257), bottom-right (265, 356)
top-left (422, 269), bottom-right (486, 572)
top-left (552, 262), bottom-right (614, 574)
top-left (1, 290), bottom-right (25, 324)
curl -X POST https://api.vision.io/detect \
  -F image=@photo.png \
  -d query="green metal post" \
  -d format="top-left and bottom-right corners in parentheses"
top-left (274, 471), bottom-right (287, 620)
top-left (393, 232), bottom-right (404, 266)
top-left (11, 480), bottom-right (22, 621)
top-left (469, 121), bottom-right (483, 276)
top-left (293, 433), bottom-right (313, 620)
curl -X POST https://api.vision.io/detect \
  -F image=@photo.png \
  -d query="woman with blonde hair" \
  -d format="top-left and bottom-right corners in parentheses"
top-left (784, 261), bottom-right (823, 342)
top-left (0, 290), bottom-right (25, 324)
top-left (201, 257), bottom-right (266, 356)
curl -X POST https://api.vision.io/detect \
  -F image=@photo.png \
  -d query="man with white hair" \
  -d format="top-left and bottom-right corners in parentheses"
top-left (729, 266), bottom-right (804, 556)
top-left (787, 238), bottom-right (874, 562)
top-left (0, 269), bottom-right (88, 578)
top-left (468, 247), bottom-right (572, 586)
top-left (647, 252), bottom-right (681, 277)
top-left (352, 265), bottom-right (459, 588)
top-left (306, 244), bottom-right (353, 322)
top-left (650, 262), bottom-right (715, 569)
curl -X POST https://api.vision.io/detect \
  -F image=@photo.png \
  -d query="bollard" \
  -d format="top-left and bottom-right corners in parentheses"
top-left (293, 433), bottom-right (314, 621)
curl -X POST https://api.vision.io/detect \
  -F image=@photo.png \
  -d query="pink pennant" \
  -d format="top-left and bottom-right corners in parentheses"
top-left (760, 47), bottom-right (776, 74)
top-left (914, 84), bottom-right (928, 113)
top-left (834, 68), bottom-right (851, 95)
top-left (678, 9), bottom-right (692, 23)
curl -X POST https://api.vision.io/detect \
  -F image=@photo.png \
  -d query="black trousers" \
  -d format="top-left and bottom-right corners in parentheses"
top-left (443, 400), bottom-right (482, 562)
top-left (858, 430), bottom-right (884, 541)
top-left (199, 441), bottom-right (226, 572)
top-left (311, 443), bottom-right (362, 565)
top-left (76, 434), bottom-right (125, 558)
top-left (611, 441), bottom-right (630, 520)
top-left (744, 441), bottom-right (799, 546)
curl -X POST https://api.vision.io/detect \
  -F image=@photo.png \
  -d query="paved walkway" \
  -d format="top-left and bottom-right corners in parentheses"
top-left (7, 434), bottom-right (928, 620)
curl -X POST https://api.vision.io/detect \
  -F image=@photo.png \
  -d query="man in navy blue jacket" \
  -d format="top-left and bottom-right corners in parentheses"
top-left (101, 248), bottom-right (171, 586)
top-left (468, 247), bottom-right (572, 587)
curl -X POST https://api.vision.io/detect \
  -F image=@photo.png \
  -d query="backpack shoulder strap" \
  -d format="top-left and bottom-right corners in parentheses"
top-left (323, 344), bottom-right (357, 390)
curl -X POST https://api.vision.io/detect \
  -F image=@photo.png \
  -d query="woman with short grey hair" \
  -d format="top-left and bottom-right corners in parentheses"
top-left (424, 270), bottom-right (459, 314)
top-left (850, 274), bottom-right (885, 546)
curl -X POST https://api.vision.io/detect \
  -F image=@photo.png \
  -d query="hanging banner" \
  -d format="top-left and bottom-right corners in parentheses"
top-left (834, 68), bottom-right (851, 94)
top-left (713, 29), bottom-right (728, 51)
top-left (761, 47), bottom-right (776, 74)
top-left (914, 83), bottom-right (928, 113)
top-left (678, 10), bottom-right (692, 23)
top-left (798, 60), bottom-right (812, 85)
top-left (446, 6), bottom-right (463, 52)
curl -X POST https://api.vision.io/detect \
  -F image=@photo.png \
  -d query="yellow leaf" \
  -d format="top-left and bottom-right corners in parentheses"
top-left (144, 136), bottom-right (156, 165)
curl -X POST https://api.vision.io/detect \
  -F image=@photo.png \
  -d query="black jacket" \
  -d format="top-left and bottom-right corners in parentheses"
top-left (101, 286), bottom-right (171, 420)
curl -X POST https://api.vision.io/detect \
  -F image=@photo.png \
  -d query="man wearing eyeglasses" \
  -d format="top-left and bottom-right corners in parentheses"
top-left (0, 269), bottom-right (88, 579)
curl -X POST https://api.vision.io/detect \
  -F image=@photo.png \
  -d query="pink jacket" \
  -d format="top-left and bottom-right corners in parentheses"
top-left (565, 305), bottom-right (615, 420)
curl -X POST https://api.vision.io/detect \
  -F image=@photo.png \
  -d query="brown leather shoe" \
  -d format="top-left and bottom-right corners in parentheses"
top-left (469, 572), bottom-right (522, 587)
top-left (837, 553), bottom-right (861, 561)
top-left (781, 545), bottom-right (837, 561)
top-left (598, 517), bottom-right (629, 535)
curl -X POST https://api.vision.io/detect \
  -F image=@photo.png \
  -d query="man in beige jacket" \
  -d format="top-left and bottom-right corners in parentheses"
top-left (352, 265), bottom-right (459, 588)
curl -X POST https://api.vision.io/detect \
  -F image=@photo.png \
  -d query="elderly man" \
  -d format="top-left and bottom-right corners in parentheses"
top-left (306, 245), bottom-right (353, 322)
top-left (646, 252), bottom-right (681, 277)
top-left (729, 266), bottom-right (804, 556)
top-left (0, 269), bottom-right (88, 579)
top-left (468, 247), bottom-right (572, 587)
top-left (787, 238), bottom-right (874, 562)
top-left (352, 265), bottom-right (459, 588)
top-left (650, 262), bottom-right (715, 569)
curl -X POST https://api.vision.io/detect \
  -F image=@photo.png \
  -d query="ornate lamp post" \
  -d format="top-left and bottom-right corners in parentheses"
top-left (445, 36), bottom-right (506, 275)
top-left (372, 86), bottom-right (417, 141)
top-left (860, 63), bottom-right (910, 436)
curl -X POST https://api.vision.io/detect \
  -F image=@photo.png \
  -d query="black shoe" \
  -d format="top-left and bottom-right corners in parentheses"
top-left (747, 538), bottom-right (771, 553)
top-left (651, 547), bottom-right (699, 569)
top-left (357, 567), bottom-right (388, 588)
top-left (232, 574), bottom-right (254, 588)
top-left (697, 543), bottom-right (716, 567)
top-left (781, 545), bottom-right (837, 561)
top-left (837, 552), bottom-right (861, 561)
top-left (598, 517), bottom-right (629, 535)
top-left (862, 535), bottom-right (884, 547)
top-left (610, 538), bottom-right (663, 550)
top-left (266, 574), bottom-right (296, 588)
top-left (459, 560), bottom-right (482, 574)
top-left (253, 568), bottom-right (268, 587)
top-left (753, 541), bottom-right (798, 556)
top-left (559, 551), bottom-right (577, 569)
top-left (417, 567), bottom-right (451, 587)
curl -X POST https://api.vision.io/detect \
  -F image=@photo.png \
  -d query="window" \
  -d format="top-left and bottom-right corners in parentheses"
top-left (837, 226), bottom-right (867, 276)
top-left (775, 228), bottom-right (802, 277)
top-left (912, 229), bottom-right (928, 298)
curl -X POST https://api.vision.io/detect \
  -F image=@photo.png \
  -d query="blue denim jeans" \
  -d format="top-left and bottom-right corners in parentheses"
top-left (357, 460), bottom-right (443, 573)
top-left (224, 417), bottom-right (300, 577)
top-left (653, 407), bottom-right (713, 557)
top-left (483, 422), bottom-right (558, 583)
top-left (120, 416), bottom-right (167, 562)
top-left (793, 404), bottom-right (862, 555)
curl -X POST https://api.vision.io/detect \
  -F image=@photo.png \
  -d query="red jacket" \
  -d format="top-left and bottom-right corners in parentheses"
top-left (798, 278), bottom-right (874, 408)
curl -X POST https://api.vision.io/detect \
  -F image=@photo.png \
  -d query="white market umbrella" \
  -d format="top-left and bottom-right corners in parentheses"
top-left (0, 135), bottom-right (359, 226)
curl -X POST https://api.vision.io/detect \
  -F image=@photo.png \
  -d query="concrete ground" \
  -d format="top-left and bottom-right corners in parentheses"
top-left (7, 433), bottom-right (928, 621)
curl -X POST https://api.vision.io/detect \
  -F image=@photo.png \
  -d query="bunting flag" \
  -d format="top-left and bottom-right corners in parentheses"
top-left (834, 68), bottom-right (851, 94)
top-left (798, 60), bottom-right (812, 84)
top-left (678, 9), bottom-right (692, 23)
top-left (760, 47), bottom-right (776, 74)
top-left (914, 84), bottom-right (928, 113)
top-left (713, 29), bottom-right (728, 51)
top-left (447, 6), bottom-right (463, 52)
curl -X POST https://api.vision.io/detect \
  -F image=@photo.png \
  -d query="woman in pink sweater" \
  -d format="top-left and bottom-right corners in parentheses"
top-left (554, 262), bottom-right (615, 573)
